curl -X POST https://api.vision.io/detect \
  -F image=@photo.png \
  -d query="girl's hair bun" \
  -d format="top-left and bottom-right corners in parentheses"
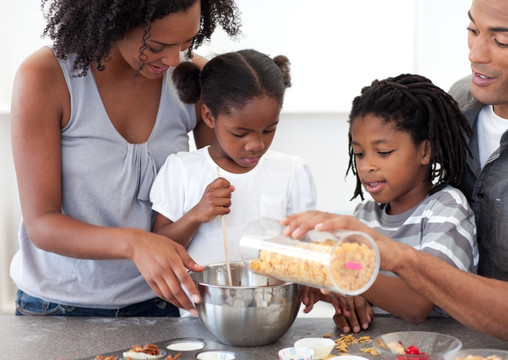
top-left (273, 55), bottom-right (291, 88)
top-left (172, 61), bottom-right (202, 104)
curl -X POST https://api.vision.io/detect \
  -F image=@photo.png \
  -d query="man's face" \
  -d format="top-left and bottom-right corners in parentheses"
top-left (468, 0), bottom-right (508, 118)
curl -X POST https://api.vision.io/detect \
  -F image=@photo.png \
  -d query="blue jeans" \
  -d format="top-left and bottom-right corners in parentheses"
top-left (15, 290), bottom-right (180, 317)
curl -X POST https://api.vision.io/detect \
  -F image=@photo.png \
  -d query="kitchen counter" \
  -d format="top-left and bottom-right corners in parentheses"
top-left (0, 315), bottom-right (506, 359)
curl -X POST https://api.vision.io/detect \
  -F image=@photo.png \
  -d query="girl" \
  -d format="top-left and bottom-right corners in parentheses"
top-left (10, 0), bottom-right (239, 317)
top-left (150, 49), bottom-right (317, 266)
top-left (289, 74), bottom-right (478, 331)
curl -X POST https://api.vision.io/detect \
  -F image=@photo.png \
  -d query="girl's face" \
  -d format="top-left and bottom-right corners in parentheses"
top-left (203, 96), bottom-right (281, 174)
top-left (350, 114), bottom-right (431, 215)
top-left (116, 0), bottom-right (201, 79)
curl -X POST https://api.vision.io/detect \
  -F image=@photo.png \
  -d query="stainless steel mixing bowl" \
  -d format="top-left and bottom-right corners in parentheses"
top-left (189, 261), bottom-right (301, 347)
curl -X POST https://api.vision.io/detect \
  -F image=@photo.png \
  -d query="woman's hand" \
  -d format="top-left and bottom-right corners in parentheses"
top-left (129, 229), bottom-right (205, 314)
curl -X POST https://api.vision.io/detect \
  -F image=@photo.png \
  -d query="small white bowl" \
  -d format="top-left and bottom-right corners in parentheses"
top-left (166, 339), bottom-right (206, 351)
top-left (122, 350), bottom-right (165, 359)
top-left (295, 338), bottom-right (335, 359)
top-left (196, 350), bottom-right (237, 360)
top-left (279, 346), bottom-right (314, 360)
top-left (328, 356), bottom-right (369, 360)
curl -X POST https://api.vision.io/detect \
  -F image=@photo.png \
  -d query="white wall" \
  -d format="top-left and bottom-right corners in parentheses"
top-left (0, 0), bottom-right (473, 314)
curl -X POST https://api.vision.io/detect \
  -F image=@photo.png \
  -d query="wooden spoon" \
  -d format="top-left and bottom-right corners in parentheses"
top-left (217, 167), bottom-right (233, 286)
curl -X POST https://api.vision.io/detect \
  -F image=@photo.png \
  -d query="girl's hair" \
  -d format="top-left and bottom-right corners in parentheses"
top-left (172, 49), bottom-right (291, 116)
top-left (346, 73), bottom-right (472, 201)
top-left (41, 0), bottom-right (240, 76)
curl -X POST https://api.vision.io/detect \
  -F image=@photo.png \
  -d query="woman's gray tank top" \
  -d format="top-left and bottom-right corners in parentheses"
top-left (10, 52), bottom-right (196, 308)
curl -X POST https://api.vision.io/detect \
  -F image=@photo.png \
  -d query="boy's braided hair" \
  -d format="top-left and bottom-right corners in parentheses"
top-left (346, 73), bottom-right (472, 201)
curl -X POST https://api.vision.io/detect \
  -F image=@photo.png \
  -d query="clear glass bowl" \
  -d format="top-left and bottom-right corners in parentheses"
top-left (373, 331), bottom-right (462, 360)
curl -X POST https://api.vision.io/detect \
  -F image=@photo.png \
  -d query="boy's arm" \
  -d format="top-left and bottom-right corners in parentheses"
top-left (282, 212), bottom-right (508, 341)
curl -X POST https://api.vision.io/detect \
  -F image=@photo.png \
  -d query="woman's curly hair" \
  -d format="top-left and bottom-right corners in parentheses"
top-left (41, 0), bottom-right (241, 76)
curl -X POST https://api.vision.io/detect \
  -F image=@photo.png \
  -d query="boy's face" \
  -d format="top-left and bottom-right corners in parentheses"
top-left (350, 114), bottom-right (431, 215)
top-left (468, 0), bottom-right (508, 118)
top-left (203, 96), bottom-right (280, 173)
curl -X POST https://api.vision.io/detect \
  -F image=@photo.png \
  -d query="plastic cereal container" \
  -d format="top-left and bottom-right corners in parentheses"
top-left (240, 217), bottom-right (380, 295)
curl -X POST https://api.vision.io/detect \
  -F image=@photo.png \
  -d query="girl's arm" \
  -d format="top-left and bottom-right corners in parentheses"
top-left (152, 177), bottom-right (234, 246)
top-left (11, 47), bottom-right (202, 311)
top-left (282, 212), bottom-right (508, 340)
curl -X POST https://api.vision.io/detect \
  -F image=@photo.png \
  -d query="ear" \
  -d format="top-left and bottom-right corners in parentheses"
top-left (201, 103), bottom-right (216, 129)
top-left (420, 139), bottom-right (431, 166)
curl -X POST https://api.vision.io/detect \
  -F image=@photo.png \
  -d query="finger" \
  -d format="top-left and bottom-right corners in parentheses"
top-left (303, 290), bottom-right (316, 313)
top-left (145, 280), bottom-right (169, 307)
top-left (324, 293), bottom-right (342, 315)
top-left (333, 312), bottom-right (352, 333)
top-left (297, 286), bottom-right (309, 303)
top-left (354, 297), bottom-right (373, 330)
top-left (154, 276), bottom-right (186, 310)
top-left (177, 249), bottom-right (204, 305)
top-left (343, 297), bottom-right (361, 333)
top-left (282, 212), bottom-right (323, 238)
top-left (210, 177), bottom-right (231, 189)
top-left (336, 295), bottom-right (351, 317)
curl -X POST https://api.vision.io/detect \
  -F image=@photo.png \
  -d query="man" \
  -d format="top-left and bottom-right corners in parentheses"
top-left (449, 0), bottom-right (508, 282)
top-left (282, 0), bottom-right (508, 340)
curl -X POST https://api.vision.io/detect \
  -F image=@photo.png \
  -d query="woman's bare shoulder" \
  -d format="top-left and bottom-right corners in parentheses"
top-left (12, 46), bottom-right (70, 126)
top-left (16, 47), bottom-right (64, 83)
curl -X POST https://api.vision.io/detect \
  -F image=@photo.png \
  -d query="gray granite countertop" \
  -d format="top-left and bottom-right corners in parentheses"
top-left (0, 315), bottom-right (506, 359)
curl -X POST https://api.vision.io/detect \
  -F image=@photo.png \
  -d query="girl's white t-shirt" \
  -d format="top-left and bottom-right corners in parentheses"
top-left (149, 146), bottom-right (317, 265)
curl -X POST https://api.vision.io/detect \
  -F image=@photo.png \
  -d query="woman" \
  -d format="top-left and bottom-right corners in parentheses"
top-left (10, 0), bottom-right (240, 316)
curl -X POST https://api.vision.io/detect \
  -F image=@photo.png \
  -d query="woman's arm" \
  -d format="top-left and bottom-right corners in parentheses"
top-left (282, 211), bottom-right (508, 340)
top-left (10, 48), bottom-right (203, 311)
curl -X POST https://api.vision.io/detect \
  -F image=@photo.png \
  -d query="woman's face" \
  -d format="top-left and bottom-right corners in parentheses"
top-left (350, 114), bottom-right (431, 215)
top-left (204, 96), bottom-right (281, 174)
top-left (116, 0), bottom-right (201, 79)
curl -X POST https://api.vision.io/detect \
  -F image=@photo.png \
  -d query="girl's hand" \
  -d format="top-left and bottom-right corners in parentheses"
top-left (299, 284), bottom-right (374, 333)
top-left (298, 286), bottom-right (327, 313)
top-left (329, 295), bottom-right (373, 333)
top-left (192, 177), bottom-right (234, 223)
top-left (129, 229), bottom-right (205, 314)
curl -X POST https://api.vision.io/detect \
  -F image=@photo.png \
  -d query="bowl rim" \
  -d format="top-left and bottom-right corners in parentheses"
top-left (278, 346), bottom-right (315, 356)
top-left (189, 262), bottom-right (298, 289)
top-left (294, 337), bottom-right (336, 347)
